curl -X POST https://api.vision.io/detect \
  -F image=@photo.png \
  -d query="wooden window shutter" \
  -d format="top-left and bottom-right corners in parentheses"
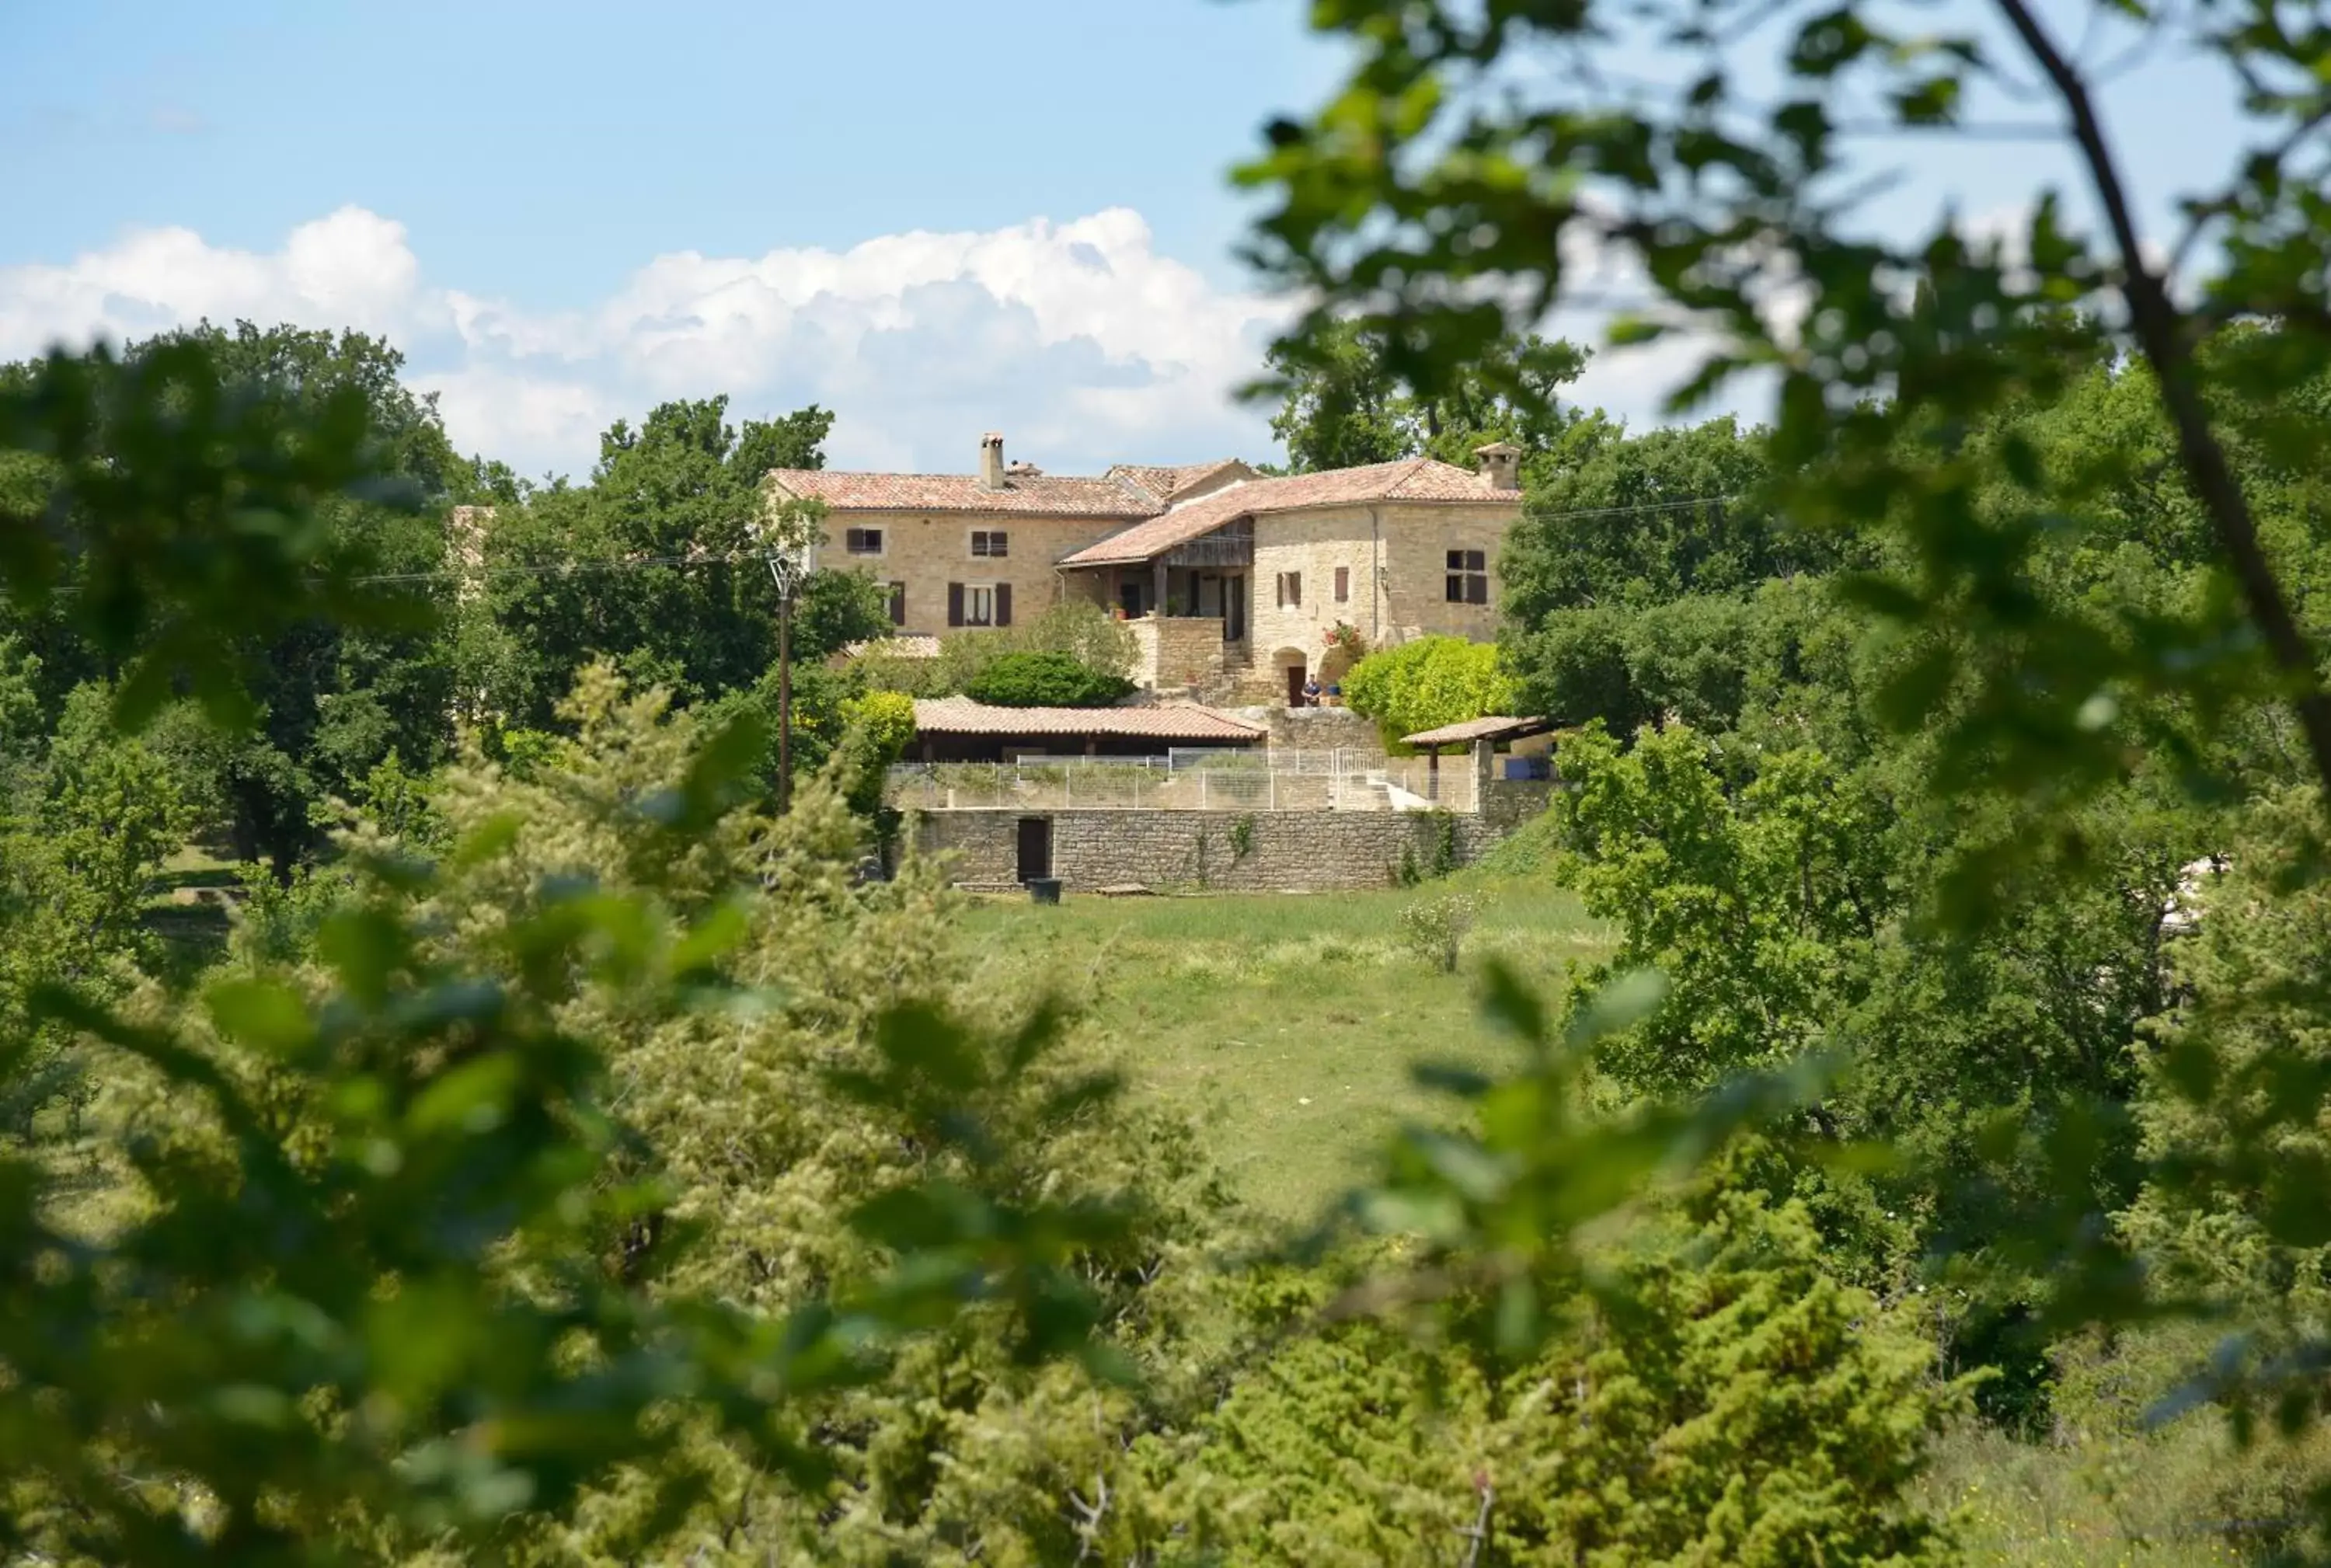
top-left (948, 583), bottom-right (965, 627)
top-left (1289, 572), bottom-right (1301, 607)
top-left (995, 583), bottom-right (1012, 626)
top-left (1334, 566), bottom-right (1350, 603)
top-left (889, 582), bottom-right (907, 625)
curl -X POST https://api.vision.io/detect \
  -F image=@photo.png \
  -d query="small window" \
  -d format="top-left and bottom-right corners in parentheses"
top-left (1445, 549), bottom-right (1489, 605)
top-left (970, 529), bottom-right (1009, 559)
top-left (1276, 571), bottom-right (1302, 608)
top-left (845, 527), bottom-right (883, 556)
top-left (1334, 566), bottom-right (1350, 604)
top-left (887, 582), bottom-right (907, 626)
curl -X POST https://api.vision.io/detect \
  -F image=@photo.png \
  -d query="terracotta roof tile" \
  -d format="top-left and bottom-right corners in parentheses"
top-left (1058, 458), bottom-right (1510, 567)
top-left (769, 469), bottom-right (1163, 518)
top-left (1104, 458), bottom-right (1255, 504)
top-left (911, 697), bottom-right (1267, 741)
top-left (1399, 715), bottom-right (1554, 748)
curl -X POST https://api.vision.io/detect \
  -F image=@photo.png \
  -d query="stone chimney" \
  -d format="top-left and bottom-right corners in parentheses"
top-left (1473, 441), bottom-right (1521, 491)
top-left (979, 431), bottom-right (1006, 490)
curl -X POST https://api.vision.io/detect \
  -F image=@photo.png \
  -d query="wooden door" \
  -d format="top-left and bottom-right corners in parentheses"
top-left (1285, 663), bottom-right (1307, 706)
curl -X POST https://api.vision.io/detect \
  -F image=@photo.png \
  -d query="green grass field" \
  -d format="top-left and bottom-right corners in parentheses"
top-left (956, 875), bottom-right (1614, 1218)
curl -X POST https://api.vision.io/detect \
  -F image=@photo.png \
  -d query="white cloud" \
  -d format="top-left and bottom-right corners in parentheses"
top-left (0, 207), bottom-right (439, 364)
top-left (0, 204), bottom-right (1727, 479)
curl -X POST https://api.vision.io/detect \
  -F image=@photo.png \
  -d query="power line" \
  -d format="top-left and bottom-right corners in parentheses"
top-left (1528, 494), bottom-right (1740, 523)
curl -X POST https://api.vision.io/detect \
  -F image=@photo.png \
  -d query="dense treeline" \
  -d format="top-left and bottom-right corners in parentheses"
top-left (0, 322), bottom-right (905, 882)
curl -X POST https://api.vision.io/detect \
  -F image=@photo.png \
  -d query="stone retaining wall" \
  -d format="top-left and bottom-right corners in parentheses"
top-left (1220, 704), bottom-right (1386, 755)
top-left (1480, 778), bottom-right (1554, 829)
top-left (912, 807), bottom-right (1506, 893)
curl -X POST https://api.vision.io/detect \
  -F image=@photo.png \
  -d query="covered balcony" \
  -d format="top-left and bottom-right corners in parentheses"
top-left (1061, 519), bottom-right (1254, 690)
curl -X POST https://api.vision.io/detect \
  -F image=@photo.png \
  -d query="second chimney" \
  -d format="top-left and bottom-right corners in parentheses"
top-left (1472, 441), bottom-right (1521, 492)
top-left (979, 431), bottom-right (1006, 490)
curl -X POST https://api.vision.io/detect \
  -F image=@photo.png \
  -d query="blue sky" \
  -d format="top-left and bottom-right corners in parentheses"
top-left (0, 0), bottom-right (2262, 479)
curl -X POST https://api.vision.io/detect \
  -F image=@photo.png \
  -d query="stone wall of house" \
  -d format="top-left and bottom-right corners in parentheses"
top-left (793, 489), bottom-right (1519, 664)
top-left (799, 507), bottom-right (1128, 638)
top-left (911, 807), bottom-right (1506, 893)
top-left (1380, 501), bottom-right (1514, 645)
top-left (1247, 507), bottom-right (1385, 678)
top-left (1241, 499), bottom-right (1521, 684)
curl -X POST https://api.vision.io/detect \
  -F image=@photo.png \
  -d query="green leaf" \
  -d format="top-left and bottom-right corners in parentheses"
top-left (408, 1052), bottom-right (524, 1136)
top-left (204, 978), bottom-right (315, 1056)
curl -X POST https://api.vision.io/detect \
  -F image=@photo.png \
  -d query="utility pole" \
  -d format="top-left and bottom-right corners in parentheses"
top-left (766, 542), bottom-right (807, 814)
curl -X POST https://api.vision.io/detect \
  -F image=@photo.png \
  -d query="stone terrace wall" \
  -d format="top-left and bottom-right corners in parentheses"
top-left (1480, 778), bottom-right (1554, 829)
top-left (1148, 616), bottom-right (1228, 690)
top-left (1221, 704), bottom-right (1386, 756)
top-left (912, 808), bottom-right (1504, 893)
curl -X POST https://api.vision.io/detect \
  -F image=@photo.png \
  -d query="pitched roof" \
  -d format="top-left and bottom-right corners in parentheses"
top-left (1105, 458), bottom-right (1254, 505)
top-left (1399, 715), bottom-right (1556, 748)
top-left (911, 697), bottom-right (1267, 741)
top-left (768, 469), bottom-right (1163, 518)
top-left (1057, 458), bottom-right (1509, 567)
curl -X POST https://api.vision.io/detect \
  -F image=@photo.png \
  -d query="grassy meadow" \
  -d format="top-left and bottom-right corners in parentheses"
top-left (956, 873), bottom-right (1611, 1218)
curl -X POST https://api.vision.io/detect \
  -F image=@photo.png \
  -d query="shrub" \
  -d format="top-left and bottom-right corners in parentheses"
top-left (1399, 890), bottom-right (1479, 971)
top-left (353, 748), bottom-right (444, 847)
top-left (965, 650), bottom-right (1134, 708)
top-left (838, 688), bottom-right (917, 756)
top-left (1163, 1182), bottom-right (1961, 1566)
top-left (1430, 810), bottom-right (1461, 877)
top-left (1342, 636), bottom-right (1517, 750)
top-left (861, 601), bottom-right (1139, 699)
top-left (834, 688), bottom-right (919, 814)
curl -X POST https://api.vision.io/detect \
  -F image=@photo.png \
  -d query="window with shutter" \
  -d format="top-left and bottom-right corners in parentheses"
top-left (970, 530), bottom-right (1009, 558)
top-left (1275, 571), bottom-right (1301, 608)
top-left (961, 583), bottom-right (1000, 625)
top-left (845, 527), bottom-right (884, 556)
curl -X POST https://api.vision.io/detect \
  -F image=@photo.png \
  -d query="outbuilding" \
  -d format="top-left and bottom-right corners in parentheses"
top-left (909, 697), bottom-right (1268, 763)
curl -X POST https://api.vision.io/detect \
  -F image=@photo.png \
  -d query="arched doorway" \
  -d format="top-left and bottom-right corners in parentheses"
top-left (1274, 647), bottom-right (1308, 706)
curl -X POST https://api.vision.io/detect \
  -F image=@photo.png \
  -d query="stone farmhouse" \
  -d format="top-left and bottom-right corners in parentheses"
top-left (766, 432), bottom-right (1525, 704)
